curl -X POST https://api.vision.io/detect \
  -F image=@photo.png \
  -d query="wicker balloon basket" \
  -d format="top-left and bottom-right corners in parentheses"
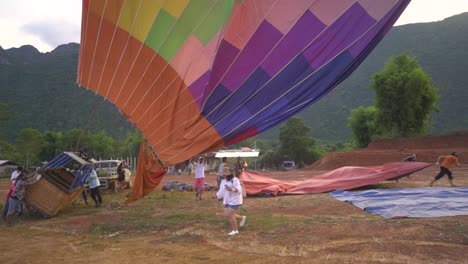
top-left (25, 168), bottom-right (83, 218)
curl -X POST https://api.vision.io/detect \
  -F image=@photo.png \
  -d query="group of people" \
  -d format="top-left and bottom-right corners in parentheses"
top-left (403, 152), bottom-right (462, 186)
top-left (194, 152), bottom-right (462, 235)
top-left (2, 160), bottom-right (132, 222)
top-left (3, 152), bottom-right (461, 230)
top-left (77, 160), bottom-right (130, 208)
top-left (191, 156), bottom-right (247, 236)
top-left (72, 164), bottom-right (103, 208)
top-left (2, 167), bottom-right (41, 222)
top-left (75, 160), bottom-right (131, 209)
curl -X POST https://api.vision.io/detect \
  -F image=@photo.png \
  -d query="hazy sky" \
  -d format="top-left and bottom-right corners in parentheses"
top-left (1, 0), bottom-right (468, 53)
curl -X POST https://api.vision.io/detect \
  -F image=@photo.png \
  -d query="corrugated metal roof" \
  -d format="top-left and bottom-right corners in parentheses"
top-left (215, 151), bottom-right (260, 158)
top-left (0, 160), bottom-right (15, 166)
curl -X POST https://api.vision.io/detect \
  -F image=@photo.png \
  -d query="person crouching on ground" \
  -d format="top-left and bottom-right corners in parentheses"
top-left (5, 170), bottom-right (41, 223)
top-left (216, 166), bottom-right (247, 236)
top-left (430, 152), bottom-right (461, 187)
top-left (403, 154), bottom-right (417, 162)
top-left (87, 165), bottom-right (103, 207)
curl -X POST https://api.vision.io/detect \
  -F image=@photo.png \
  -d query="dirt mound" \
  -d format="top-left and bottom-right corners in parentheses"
top-left (309, 131), bottom-right (468, 170)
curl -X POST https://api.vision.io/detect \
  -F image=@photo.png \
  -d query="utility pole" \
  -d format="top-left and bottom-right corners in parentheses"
top-left (254, 140), bottom-right (257, 171)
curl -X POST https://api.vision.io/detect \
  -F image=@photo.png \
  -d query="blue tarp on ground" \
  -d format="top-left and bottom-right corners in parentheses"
top-left (330, 187), bottom-right (468, 218)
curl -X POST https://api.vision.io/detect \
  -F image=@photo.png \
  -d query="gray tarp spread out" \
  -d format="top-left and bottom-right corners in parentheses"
top-left (330, 187), bottom-right (468, 218)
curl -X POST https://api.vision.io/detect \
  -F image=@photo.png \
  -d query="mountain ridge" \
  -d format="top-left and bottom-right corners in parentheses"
top-left (1, 13), bottom-right (467, 143)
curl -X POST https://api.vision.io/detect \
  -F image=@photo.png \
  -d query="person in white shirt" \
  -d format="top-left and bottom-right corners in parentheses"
top-left (187, 161), bottom-right (193, 175)
top-left (194, 157), bottom-right (206, 200)
top-left (10, 166), bottom-right (23, 182)
top-left (216, 157), bottom-right (227, 189)
top-left (216, 166), bottom-right (247, 236)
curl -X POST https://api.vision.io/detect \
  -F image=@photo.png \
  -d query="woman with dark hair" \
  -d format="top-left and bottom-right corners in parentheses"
top-left (117, 160), bottom-right (127, 192)
top-left (194, 157), bottom-right (206, 200)
top-left (216, 166), bottom-right (246, 236)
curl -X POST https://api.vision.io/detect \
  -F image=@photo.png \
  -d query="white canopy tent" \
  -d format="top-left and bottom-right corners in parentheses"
top-left (215, 150), bottom-right (260, 158)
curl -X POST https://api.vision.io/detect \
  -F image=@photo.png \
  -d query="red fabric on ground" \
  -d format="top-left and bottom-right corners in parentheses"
top-left (240, 162), bottom-right (432, 196)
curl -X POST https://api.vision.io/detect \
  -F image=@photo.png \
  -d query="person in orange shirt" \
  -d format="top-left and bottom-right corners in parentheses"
top-left (430, 152), bottom-right (461, 187)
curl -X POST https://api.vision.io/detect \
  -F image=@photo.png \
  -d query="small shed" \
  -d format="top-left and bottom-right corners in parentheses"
top-left (0, 160), bottom-right (17, 178)
top-left (215, 149), bottom-right (260, 158)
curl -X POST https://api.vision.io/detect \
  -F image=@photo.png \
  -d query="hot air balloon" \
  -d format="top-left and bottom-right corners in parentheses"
top-left (77, 0), bottom-right (411, 202)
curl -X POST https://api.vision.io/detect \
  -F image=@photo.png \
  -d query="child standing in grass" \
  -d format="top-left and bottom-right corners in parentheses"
top-left (216, 166), bottom-right (247, 236)
top-left (194, 156), bottom-right (206, 200)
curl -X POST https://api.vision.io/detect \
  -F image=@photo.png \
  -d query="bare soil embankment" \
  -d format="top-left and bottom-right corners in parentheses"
top-left (309, 130), bottom-right (468, 170)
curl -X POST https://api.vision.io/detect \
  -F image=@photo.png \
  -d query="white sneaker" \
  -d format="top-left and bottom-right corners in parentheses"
top-left (228, 230), bottom-right (239, 236)
top-left (239, 216), bottom-right (247, 227)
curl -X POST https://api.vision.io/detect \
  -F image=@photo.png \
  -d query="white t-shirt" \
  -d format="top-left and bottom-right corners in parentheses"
top-left (10, 170), bottom-right (20, 181)
top-left (217, 162), bottom-right (225, 176)
top-left (216, 178), bottom-right (243, 206)
top-left (195, 163), bottom-right (205, 179)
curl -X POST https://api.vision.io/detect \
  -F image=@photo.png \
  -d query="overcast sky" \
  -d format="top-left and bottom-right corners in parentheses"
top-left (1, 0), bottom-right (468, 53)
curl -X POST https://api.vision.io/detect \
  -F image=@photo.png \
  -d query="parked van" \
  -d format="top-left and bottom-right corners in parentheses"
top-left (93, 160), bottom-right (133, 190)
top-left (282, 161), bottom-right (296, 170)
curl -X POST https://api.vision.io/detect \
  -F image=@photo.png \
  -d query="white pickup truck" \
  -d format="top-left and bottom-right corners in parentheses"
top-left (93, 160), bottom-right (133, 190)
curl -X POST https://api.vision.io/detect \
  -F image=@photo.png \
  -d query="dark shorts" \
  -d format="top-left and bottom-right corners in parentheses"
top-left (224, 204), bottom-right (240, 209)
top-left (118, 174), bottom-right (125, 182)
top-left (435, 166), bottom-right (453, 180)
top-left (216, 175), bottom-right (223, 185)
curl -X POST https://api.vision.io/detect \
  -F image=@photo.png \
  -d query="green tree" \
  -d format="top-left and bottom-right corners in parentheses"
top-left (348, 106), bottom-right (379, 148)
top-left (63, 128), bottom-right (89, 152)
top-left (258, 149), bottom-right (282, 170)
top-left (0, 102), bottom-right (11, 140)
top-left (89, 130), bottom-right (115, 159)
top-left (16, 128), bottom-right (44, 167)
top-left (0, 103), bottom-right (9, 122)
top-left (40, 131), bottom-right (64, 161)
top-left (278, 116), bottom-right (321, 166)
top-left (371, 53), bottom-right (439, 137)
top-left (122, 131), bottom-right (142, 159)
top-left (0, 141), bottom-right (15, 160)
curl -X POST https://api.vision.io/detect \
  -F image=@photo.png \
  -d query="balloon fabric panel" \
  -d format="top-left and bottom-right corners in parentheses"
top-left (78, 0), bottom-right (411, 165)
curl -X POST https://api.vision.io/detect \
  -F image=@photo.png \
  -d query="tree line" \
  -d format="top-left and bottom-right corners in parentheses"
top-left (0, 128), bottom-right (141, 168)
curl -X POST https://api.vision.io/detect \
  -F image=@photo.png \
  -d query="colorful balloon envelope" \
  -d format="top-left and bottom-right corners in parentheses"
top-left (77, 0), bottom-right (410, 165)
